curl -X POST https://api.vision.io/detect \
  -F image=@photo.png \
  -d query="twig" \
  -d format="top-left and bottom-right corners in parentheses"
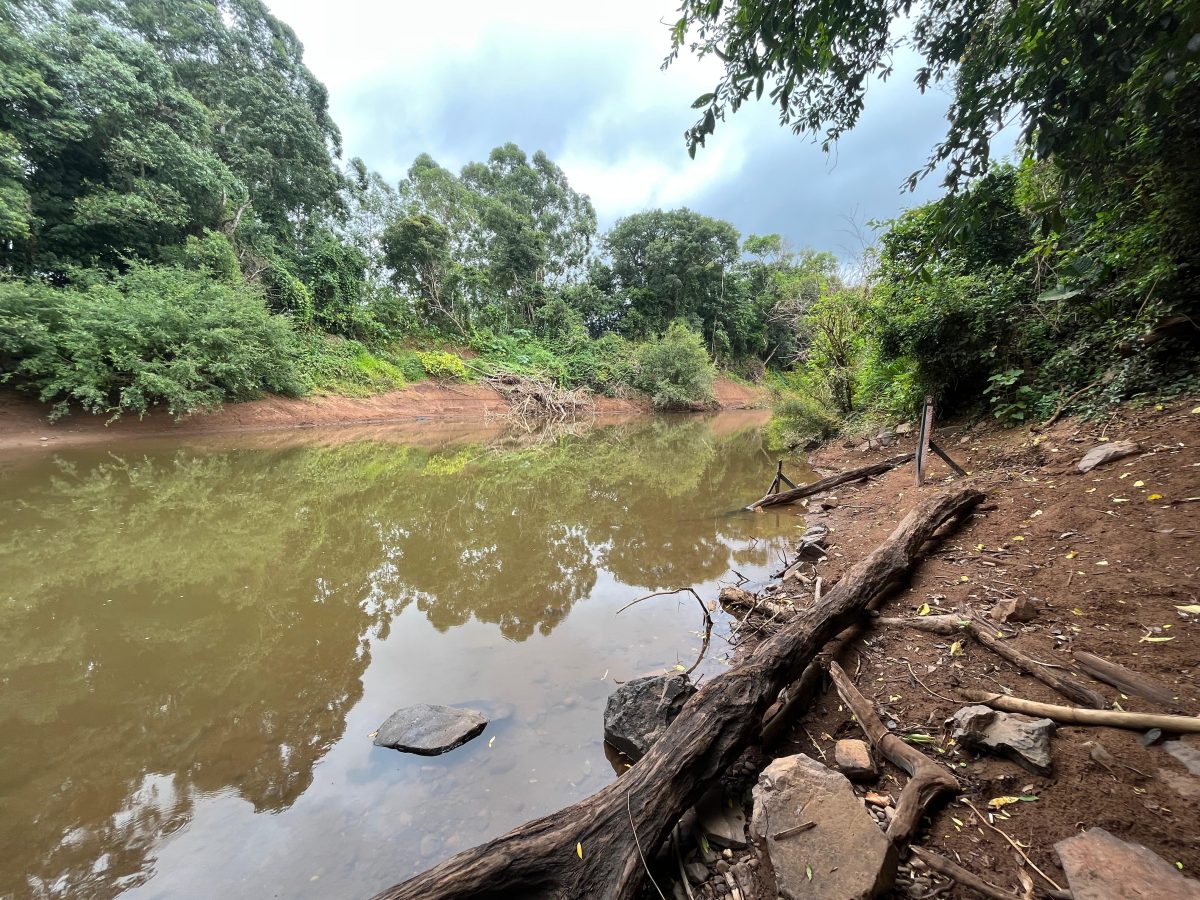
top-left (628, 792), bottom-right (666, 900)
top-left (905, 660), bottom-right (958, 703)
top-left (802, 725), bottom-right (827, 761)
top-left (959, 799), bottom-right (1064, 892)
top-left (910, 847), bottom-right (1022, 900)
top-left (618, 588), bottom-right (714, 676)
top-left (772, 821), bottom-right (816, 840)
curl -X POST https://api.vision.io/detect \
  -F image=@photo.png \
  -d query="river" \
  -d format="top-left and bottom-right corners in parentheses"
top-left (0, 412), bottom-right (810, 899)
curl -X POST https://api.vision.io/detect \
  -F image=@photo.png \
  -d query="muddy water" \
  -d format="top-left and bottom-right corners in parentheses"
top-left (0, 413), bottom-right (811, 899)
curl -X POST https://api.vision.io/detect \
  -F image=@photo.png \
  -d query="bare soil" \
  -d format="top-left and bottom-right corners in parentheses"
top-left (0, 377), bottom-right (765, 454)
top-left (731, 397), bottom-right (1200, 898)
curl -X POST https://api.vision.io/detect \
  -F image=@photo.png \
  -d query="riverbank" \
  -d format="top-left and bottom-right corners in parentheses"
top-left (675, 397), bottom-right (1200, 899)
top-left (0, 377), bottom-right (766, 454)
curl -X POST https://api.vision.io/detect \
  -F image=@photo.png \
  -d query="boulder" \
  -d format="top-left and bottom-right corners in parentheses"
top-left (834, 739), bottom-right (878, 781)
top-left (751, 754), bottom-right (896, 899)
top-left (373, 704), bottom-right (488, 755)
top-left (1055, 827), bottom-right (1200, 899)
top-left (949, 705), bottom-right (1055, 774)
top-left (1077, 440), bottom-right (1141, 473)
top-left (603, 674), bottom-right (696, 762)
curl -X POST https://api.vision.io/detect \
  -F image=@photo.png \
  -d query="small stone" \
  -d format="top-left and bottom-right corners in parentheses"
top-left (1055, 827), bottom-right (1200, 899)
top-left (722, 848), bottom-right (733, 861)
top-left (603, 674), bottom-right (696, 762)
top-left (834, 739), bottom-right (878, 781)
top-left (990, 597), bottom-right (1038, 623)
top-left (685, 860), bottom-right (710, 884)
top-left (856, 441), bottom-right (871, 453)
top-left (715, 859), bottom-right (731, 873)
top-left (695, 787), bottom-right (748, 849)
top-left (752, 754), bottom-right (896, 899)
top-left (949, 705), bottom-right (1055, 774)
top-left (864, 791), bottom-right (892, 808)
top-left (1140, 728), bottom-right (1164, 747)
top-left (819, 496), bottom-right (840, 511)
top-left (373, 704), bottom-right (487, 755)
top-left (1077, 440), bottom-right (1141, 473)
top-left (895, 422), bottom-right (912, 435)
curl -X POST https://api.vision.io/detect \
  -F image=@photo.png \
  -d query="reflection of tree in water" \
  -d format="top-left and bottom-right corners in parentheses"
top-left (0, 416), bottom-right (780, 897)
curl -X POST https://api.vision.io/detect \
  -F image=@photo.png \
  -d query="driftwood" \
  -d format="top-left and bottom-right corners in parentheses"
top-left (878, 613), bottom-right (1108, 709)
top-left (718, 585), bottom-right (796, 621)
top-left (372, 486), bottom-right (985, 900)
top-left (829, 662), bottom-right (959, 845)
top-left (747, 453), bottom-right (915, 510)
top-left (1073, 650), bottom-right (1181, 710)
top-left (909, 847), bottom-right (1023, 900)
top-left (959, 689), bottom-right (1200, 734)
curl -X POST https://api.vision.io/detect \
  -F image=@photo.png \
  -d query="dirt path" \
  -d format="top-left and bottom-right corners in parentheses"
top-left (730, 398), bottom-right (1200, 897)
top-left (0, 377), bottom-right (765, 454)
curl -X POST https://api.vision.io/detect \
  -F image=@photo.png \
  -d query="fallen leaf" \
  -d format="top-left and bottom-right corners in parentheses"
top-left (903, 733), bottom-right (934, 744)
top-left (1065, 551), bottom-right (1078, 559)
top-left (1011, 535), bottom-right (1025, 541)
top-left (1147, 493), bottom-right (1164, 501)
top-left (368, 731), bottom-right (378, 739)
top-left (1095, 560), bottom-right (1109, 566)
top-left (1141, 636), bottom-right (1175, 643)
top-left (1084, 487), bottom-right (1097, 493)
top-left (1112, 497), bottom-right (1130, 503)
top-left (960, 575), bottom-right (969, 582)
top-left (576, 842), bottom-right (583, 859)
top-left (975, 543), bottom-right (985, 551)
top-left (1133, 480), bottom-right (1145, 487)
top-left (1072, 608), bottom-right (1084, 616)
top-left (918, 603), bottom-right (932, 616)
top-left (806, 864), bottom-right (813, 881)
top-left (673, 664), bottom-right (686, 672)
top-left (1176, 605), bottom-right (1200, 614)
top-left (989, 796), bottom-right (1022, 809)
top-left (1120, 472), bottom-right (1132, 479)
top-left (950, 640), bottom-right (965, 657)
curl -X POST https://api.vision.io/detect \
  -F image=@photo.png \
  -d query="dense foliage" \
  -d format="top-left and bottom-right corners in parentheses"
top-left (1, 0), bottom-right (1195, 424)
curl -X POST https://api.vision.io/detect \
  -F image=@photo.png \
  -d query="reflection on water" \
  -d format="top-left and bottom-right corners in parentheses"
top-left (0, 413), bottom-right (808, 899)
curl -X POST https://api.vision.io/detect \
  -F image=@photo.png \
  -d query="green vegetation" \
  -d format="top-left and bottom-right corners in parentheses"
top-left (672, 0), bottom-right (1199, 443)
top-left (1, 0), bottom-right (1195, 427)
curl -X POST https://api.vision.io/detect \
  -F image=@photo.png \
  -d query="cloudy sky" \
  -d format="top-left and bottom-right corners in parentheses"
top-left (268, 0), bottom-right (963, 256)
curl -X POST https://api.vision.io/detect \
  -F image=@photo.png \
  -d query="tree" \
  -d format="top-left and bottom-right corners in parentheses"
top-left (382, 214), bottom-right (467, 336)
top-left (668, 0), bottom-right (1198, 191)
top-left (599, 208), bottom-right (741, 345)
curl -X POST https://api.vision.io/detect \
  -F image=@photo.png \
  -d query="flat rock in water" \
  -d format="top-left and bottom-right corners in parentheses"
top-left (949, 705), bottom-right (1055, 774)
top-left (1055, 827), bottom-right (1200, 899)
top-left (603, 674), bottom-right (695, 762)
top-left (751, 754), bottom-right (896, 899)
top-left (373, 704), bottom-right (487, 755)
top-left (1077, 440), bottom-right (1141, 473)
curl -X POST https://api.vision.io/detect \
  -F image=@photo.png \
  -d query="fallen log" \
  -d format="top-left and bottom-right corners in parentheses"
top-left (1072, 650), bottom-right (1181, 711)
top-left (958, 690), bottom-right (1200, 734)
top-left (909, 847), bottom-right (1023, 900)
top-left (747, 453), bottom-right (915, 510)
top-left (829, 662), bottom-right (959, 846)
top-left (373, 486), bottom-right (985, 900)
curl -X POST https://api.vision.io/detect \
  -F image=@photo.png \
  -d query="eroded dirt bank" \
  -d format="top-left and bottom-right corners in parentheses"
top-left (709, 397), bottom-right (1200, 898)
top-left (0, 377), bottom-right (765, 454)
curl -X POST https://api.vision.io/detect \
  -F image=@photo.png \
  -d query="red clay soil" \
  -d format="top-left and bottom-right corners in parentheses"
top-left (0, 377), bottom-right (765, 454)
top-left (753, 397), bottom-right (1200, 897)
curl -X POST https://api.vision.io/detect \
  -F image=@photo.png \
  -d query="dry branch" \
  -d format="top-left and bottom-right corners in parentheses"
top-left (959, 689), bottom-right (1200, 733)
top-left (1072, 650), bottom-right (1181, 711)
top-left (909, 847), bottom-right (1023, 900)
top-left (747, 453), bottom-right (915, 509)
top-left (372, 486), bottom-right (985, 900)
top-left (829, 662), bottom-right (959, 846)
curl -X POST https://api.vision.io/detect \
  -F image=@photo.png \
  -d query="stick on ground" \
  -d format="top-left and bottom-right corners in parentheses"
top-left (829, 662), bottom-right (959, 846)
top-left (959, 689), bottom-right (1200, 733)
top-left (1072, 650), bottom-right (1181, 710)
top-left (909, 847), bottom-right (1022, 900)
top-left (747, 453), bottom-right (915, 510)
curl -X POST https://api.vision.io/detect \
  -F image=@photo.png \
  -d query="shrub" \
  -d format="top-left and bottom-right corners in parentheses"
top-left (416, 349), bottom-right (470, 381)
top-left (293, 333), bottom-right (408, 396)
top-left (0, 265), bottom-right (304, 419)
top-left (632, 321), bottom-right (716, 409)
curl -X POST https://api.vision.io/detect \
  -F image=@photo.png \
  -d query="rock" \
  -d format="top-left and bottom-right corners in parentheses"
top-left (834, 739), bottom-right (877, 781)
top-left (1055, 827), bottom-right (1200, 899)
top-left (1077, 440), bottom-right (1141, 473)
top-left (796, 523), bottom-right (829, 555)
top-left (876, 429), bottom-right (898, 447)
top-left (1164, 738), bottom-right (1200, 775)
top-left (856, 441), bottom-right (872, 453)
top-left (751, 754), bottom-right (896, 899)
top-left (684, 859), bottom-right (710, 884)
top-left (990, 597), bottom-right (1038, 623)
top-left (695, 787), bottom-right (748, 849)
top-left (895, 422), bottom-right (912, 435)
top-left (603, 674), bottom-right (695, 762)
top-left (948, 705), bottom-right (1055, 774)
top-left (373, 704), bottom-right (487, 755)
top-left (818, 496), bottom-right (840, 511)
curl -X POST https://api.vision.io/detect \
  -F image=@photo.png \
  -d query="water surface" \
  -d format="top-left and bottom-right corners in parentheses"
top-left (0, 413), bottom-right (809, 899)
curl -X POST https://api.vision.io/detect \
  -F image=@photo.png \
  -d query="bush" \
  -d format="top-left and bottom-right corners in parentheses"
top-left (416, 349), bottom-right (470, 380)
top-left (764, 370), bottom-right (842, 450)
top-left (633, 321), bottom-right (716, 409)
top-left (293, 333), bottom-right (408, 396)
top-left (0, 265), bottom-right (303, 419)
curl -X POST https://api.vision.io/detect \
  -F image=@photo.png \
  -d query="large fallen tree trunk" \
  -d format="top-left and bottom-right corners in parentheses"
top-left (747, 452), bottom-right (915, 509)
top-left (373, 486), bottom-right (984, 900)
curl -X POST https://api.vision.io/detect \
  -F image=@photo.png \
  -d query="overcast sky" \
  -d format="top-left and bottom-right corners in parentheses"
top-left (268, 0), bottom-right (963, 256)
